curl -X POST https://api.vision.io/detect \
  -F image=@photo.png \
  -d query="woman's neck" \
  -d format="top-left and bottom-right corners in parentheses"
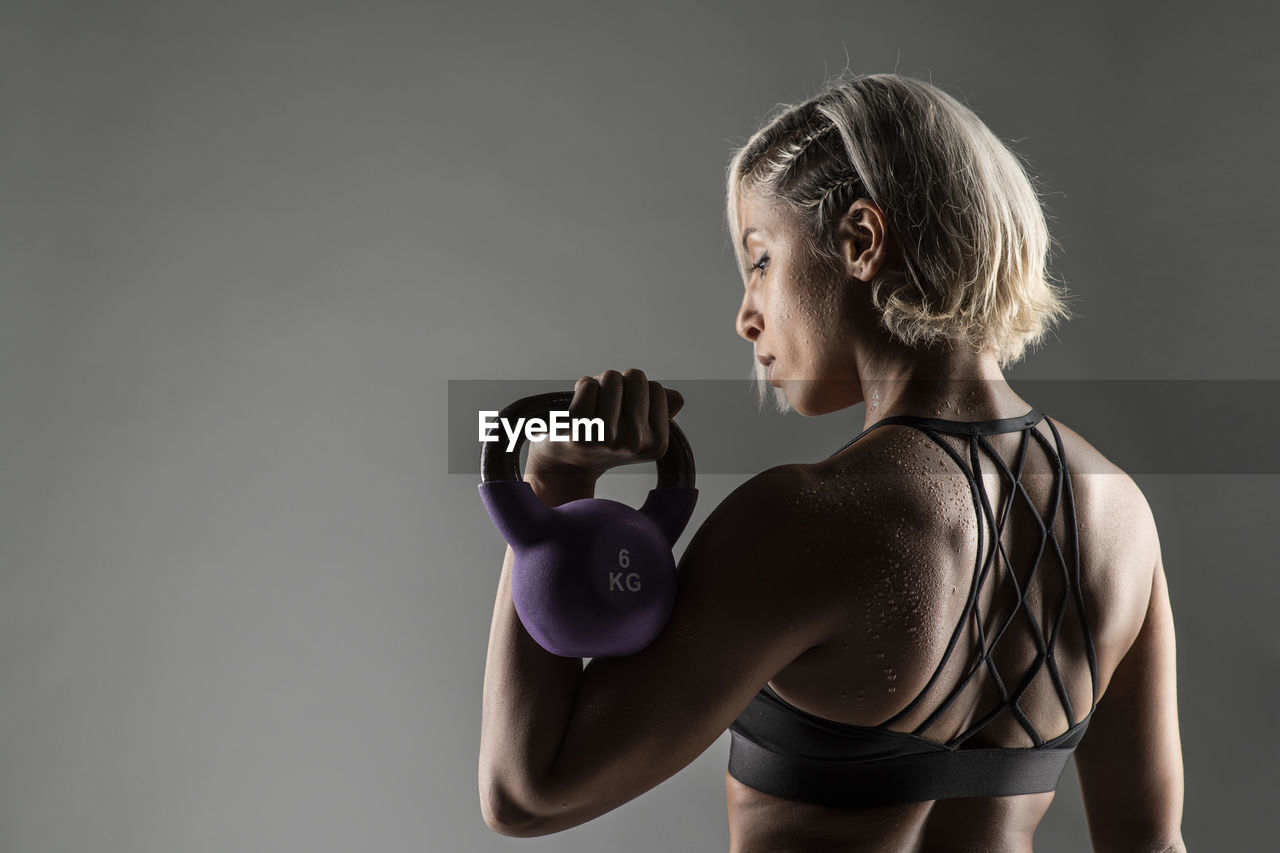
top-left (857, 342), bottom-right (1027, 429)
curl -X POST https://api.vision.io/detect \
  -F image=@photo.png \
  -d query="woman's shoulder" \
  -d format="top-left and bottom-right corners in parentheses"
top-left (1041, 415), bottom-right (1159, 547)
top-left (809, 413), bottom-right (1155, 527)
top-left (712, 462), bottom-right (907, 566)
top-left (797, 412), bottom-right (1161, 573)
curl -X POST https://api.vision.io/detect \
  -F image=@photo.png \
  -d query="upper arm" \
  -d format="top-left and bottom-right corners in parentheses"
top-left (1074, 530), bottom-right (1186, 852)
top-left (524, 465), bottom-right (839, 829)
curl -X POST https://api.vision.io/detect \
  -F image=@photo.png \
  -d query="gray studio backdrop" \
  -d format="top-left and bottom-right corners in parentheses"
top-left (3, 1), bottom-right (1277, 851)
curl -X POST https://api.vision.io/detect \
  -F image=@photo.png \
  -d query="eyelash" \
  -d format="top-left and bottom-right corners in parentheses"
top-left (749, 253), bottom-right (770, 277)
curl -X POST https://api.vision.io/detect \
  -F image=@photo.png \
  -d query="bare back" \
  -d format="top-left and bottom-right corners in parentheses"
top-left (726, 413), bottom-right (1162, 852)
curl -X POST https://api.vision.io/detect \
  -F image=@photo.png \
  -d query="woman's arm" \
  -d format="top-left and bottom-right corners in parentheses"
top-left (477, 466), bottom-right (600, 834)
top-left (1073, 538), bottom-right (1187, 853)
top-left (478, 460), bottom-right (837, 837)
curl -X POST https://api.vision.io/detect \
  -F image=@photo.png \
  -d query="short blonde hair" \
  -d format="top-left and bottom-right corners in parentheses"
top-left (728, 73), bottom-right (1072, 409)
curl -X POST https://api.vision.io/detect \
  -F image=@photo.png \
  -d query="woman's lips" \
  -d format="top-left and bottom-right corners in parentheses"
top-left (756, 354), bottom-right (776, 383)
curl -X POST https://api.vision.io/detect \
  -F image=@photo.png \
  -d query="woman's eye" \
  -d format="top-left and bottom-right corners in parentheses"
top-left (750, 254), bottom-right (770, 276)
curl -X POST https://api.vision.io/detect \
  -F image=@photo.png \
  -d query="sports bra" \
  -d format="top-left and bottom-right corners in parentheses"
top-left (727, 408), bottom-right (1099, 807)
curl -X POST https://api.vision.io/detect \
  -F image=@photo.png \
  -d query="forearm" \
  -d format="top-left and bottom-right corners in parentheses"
top-left (479, 467), bottom-right (597, 829)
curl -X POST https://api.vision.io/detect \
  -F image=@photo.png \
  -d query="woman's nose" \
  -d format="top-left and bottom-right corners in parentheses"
top-left (736, 293), bottom-right (761, 343)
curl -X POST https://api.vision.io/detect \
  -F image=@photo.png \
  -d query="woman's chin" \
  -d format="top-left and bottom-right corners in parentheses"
top-left (787, 378), bottom-right (862, 416)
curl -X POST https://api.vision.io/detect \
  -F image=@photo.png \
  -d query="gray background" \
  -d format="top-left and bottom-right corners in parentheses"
top-left (3, 1), bottom-right (1277, 850)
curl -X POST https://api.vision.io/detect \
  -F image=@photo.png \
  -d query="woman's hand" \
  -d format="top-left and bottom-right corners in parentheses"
top-left (524, 369), bottom-right (684, 483)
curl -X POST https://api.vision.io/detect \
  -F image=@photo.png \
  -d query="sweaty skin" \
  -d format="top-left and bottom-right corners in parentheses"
top-left (721, 421), bottom-right (1176, 852)
top-left (478, 190), bottom-right (1186, 852)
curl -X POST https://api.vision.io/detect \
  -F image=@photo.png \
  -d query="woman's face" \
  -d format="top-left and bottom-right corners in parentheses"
top-left (734, 187), bottom-right (863, 416)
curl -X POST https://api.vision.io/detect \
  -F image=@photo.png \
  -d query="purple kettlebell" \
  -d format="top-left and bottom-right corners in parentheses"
top-left (478, 390), bottom-right (697, 658)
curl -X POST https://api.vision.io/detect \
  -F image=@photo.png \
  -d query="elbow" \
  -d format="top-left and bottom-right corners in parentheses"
top-left (479, 755), bottom-right (596, 837)
top-left (1135, 833), bottom-right (1187, 853)
top-left (1131, 816), bottom-right (1187, 853)
top-left (479, 776), bottom-right (554, 838)
top-left (482, 800), bottom-right (539, 837)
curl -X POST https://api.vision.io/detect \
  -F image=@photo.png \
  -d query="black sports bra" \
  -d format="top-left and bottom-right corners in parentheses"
top-left (727, 409), bottom-right (1098, 806)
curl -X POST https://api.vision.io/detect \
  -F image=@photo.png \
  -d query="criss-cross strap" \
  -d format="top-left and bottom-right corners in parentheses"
top-left (828, 410), bottom-right (1098, 746)
top-left (725, 408), bottom-right (1100, 807)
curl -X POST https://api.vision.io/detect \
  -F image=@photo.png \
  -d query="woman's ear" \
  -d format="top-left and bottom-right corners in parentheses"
top-left (835, 199), bottom-right (896, 283)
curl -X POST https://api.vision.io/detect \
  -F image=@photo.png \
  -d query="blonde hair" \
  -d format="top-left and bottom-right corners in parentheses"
top-left (727, 73), bottom-right (1072, 411)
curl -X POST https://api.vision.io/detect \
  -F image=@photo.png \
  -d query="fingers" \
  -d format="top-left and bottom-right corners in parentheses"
top-left (618, 369), bottom-right (650, 453)
top-left (665, 387), bottom-right (684, 417)
top-left (594, 370), bottom-right (624, 446)
top-left (575, 370), bottom-right (682, 461)
top-left (571, 375), bottom-right (600, 422)
top-left (648, 379), bottom-right (669, 457)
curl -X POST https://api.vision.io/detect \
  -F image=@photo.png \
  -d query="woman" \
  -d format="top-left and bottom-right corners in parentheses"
top-left (478, 73), bottom-right (1186, 852)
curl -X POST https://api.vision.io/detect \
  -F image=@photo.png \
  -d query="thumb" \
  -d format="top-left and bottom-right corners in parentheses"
top-left (664, 387), bottom-right (684, 417)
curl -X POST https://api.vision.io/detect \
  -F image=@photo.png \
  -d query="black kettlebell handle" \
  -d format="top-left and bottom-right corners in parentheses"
top-left (480, 390), bottom-right (695, 489)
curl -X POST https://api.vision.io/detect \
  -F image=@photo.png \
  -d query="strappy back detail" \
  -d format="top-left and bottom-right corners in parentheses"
top-left (727, 409), bottom-right (1099, 806)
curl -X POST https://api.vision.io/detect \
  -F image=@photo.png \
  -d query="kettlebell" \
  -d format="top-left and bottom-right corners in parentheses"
top-left (478, 390), bottom-right (697, 658)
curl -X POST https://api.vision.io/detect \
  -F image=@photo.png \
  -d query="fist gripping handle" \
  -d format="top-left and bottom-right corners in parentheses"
top-left (479, 391), bottom-right (695, 488)
top-left (478, 391), bottom-right (698, 658)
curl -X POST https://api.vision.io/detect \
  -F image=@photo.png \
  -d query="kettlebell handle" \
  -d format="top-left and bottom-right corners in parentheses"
top-left (479, 390), bottom-right (695, 489)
